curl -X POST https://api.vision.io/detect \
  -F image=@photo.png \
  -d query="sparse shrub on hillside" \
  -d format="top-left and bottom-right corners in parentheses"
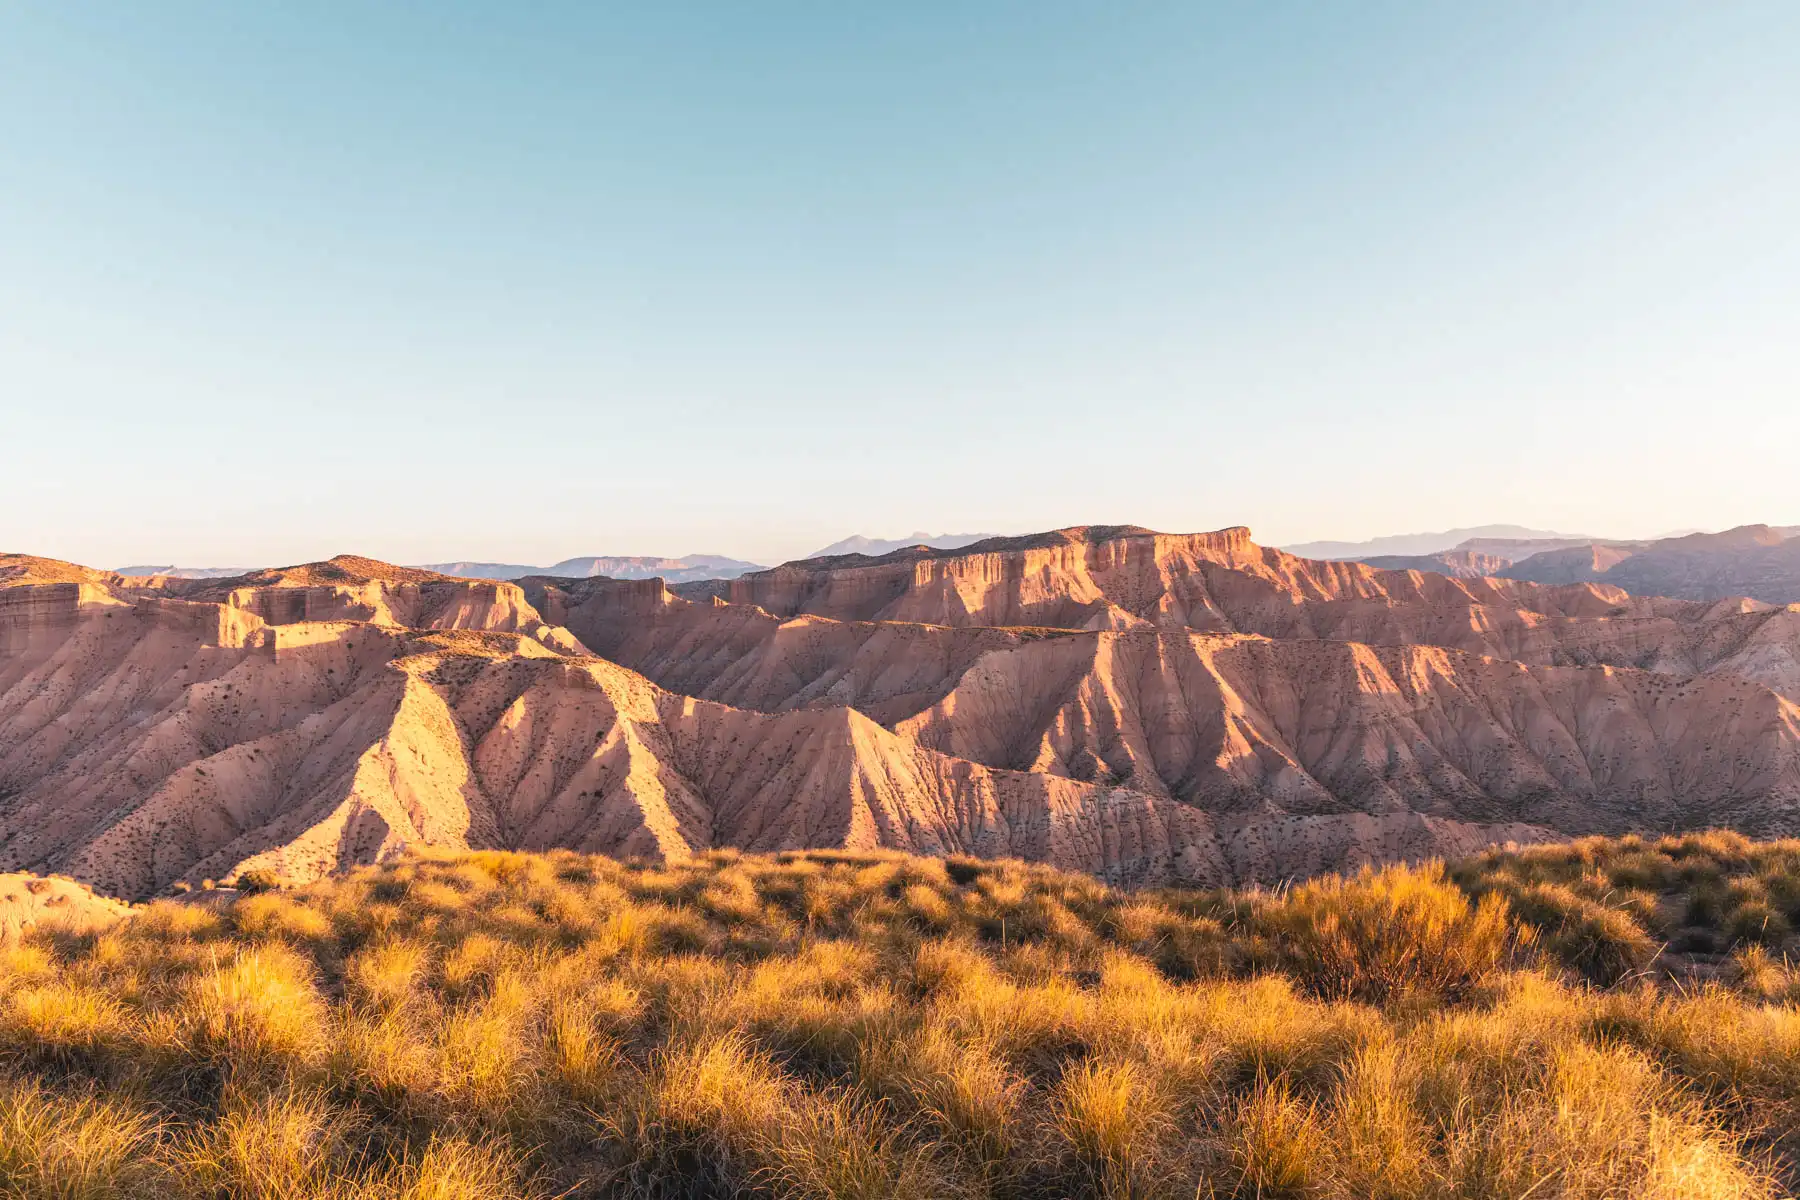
top-left (1470, 878), bottom-right (1658, 985)
top-left (1457, 831), bottom-right (1800, 975)
top-left (0, 840), bottom-right (1797, 1197)
top-left (233, 868), bottom-right (285, 895)
top-left (1252, 862), bottom-right (1514, 1002)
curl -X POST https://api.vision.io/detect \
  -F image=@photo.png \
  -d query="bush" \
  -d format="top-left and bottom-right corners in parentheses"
top-left (1726, 900), bottom-right (1792, 947)
top-left (1254, 862), bottom-right (1514, 1003)
top-left (1495, 881), bottom-right (1659, 986)
top-left (234, 869), bottom-right (285, 895)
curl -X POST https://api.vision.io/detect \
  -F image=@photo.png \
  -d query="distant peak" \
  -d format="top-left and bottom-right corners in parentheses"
top-left (805, 531), bottom-right (1003, 559)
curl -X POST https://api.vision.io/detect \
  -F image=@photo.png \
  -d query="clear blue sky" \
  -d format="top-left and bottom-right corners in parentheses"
top-left (3, 4), bottom-right (1796, 568)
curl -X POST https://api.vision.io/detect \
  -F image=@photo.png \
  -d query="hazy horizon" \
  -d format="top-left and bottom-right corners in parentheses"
top-left (63, 517), bottom-right (1789, 575)
top-left (5, 4), bottom-right (1797, 567)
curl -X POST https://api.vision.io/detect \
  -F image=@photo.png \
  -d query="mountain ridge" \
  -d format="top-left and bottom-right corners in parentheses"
top-left (806, 531), bottom-right (1001, 559)
top-left (1281, 524), bottom-right (1593, 560)
top-left (9, 523), bottom-right (1800, 900)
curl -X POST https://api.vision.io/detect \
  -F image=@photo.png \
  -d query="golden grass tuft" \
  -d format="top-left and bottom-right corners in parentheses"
top-left (178, 1084), bottom-right (342, 1199)
top-left (179, 943), bottom-right (329, 1068)
top-left (0, 1074), bottom-right (165, 1198)
top-left (1052, 1057), bottom-right (1170, 1197)
top-left (1227, 1075), bottom-right (1329, 1199)
top-left (1, 837), bottom-right (1798, 1197)
top-left (1256, 861), bottom-right (1513, 1002)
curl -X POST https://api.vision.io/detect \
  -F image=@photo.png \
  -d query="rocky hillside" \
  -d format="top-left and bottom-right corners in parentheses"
top-left (1334, 524), bottom-right (1800, 606)
top-left (1501, 525), bottom-right (1800, 605)
top-left (6, 527), bottom-right (1800, 899)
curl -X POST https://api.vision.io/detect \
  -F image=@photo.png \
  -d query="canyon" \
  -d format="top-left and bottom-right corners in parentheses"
top-left (4, 524), bottom-right (1799, 900)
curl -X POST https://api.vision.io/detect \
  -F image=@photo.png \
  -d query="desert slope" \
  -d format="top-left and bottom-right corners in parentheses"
top-left (0, 870), bottom-right (131, 937)
top-left (13, 528), bottom-right (1800, 898)
top-left (0, 572), bottom-right (1538, 894)
top-left (893, 630), bottom-right (1800, 836)
top-left (532, 570), bottom-right (1800, 708)
top-left (725, 525), bottom-right (1693, 635)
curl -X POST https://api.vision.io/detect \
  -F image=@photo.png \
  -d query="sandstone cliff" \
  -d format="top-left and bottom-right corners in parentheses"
top-left (0, 590), bottom-right (1534, 894)
top-left (13, 528), bottom-right (1800, 899)
top-left (724, 526), bottom-right (1676, 635)
top-left (536, 560), bottom-right (1800, 708)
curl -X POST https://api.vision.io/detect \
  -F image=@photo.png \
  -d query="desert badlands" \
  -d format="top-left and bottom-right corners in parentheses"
top-left (4, 524), bottom-right (1800, 901)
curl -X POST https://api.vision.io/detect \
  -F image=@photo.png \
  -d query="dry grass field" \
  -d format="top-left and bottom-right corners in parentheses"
top-left (6, 833), bottom-right (1800, 1198)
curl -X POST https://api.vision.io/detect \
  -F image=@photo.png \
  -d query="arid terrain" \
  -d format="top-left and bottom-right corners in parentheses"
top-left (9, 529), bottom-right (1800, 1198)
top-left (1338, 524), bottom-right (1800, 605)
top-left (5, 523), bottom-right (1800, 900)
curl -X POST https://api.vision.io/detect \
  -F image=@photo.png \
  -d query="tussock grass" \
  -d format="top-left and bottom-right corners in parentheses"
top-left (0, 840), bottom-right (1796, 1196)
top-left (1253, 862), bottom-right (1513, 1002)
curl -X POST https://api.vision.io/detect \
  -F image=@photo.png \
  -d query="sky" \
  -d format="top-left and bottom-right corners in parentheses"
top-left (2, 4), bottom-right (1797, 569)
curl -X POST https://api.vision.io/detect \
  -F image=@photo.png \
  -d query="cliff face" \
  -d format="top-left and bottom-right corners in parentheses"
top-left (9, 527), bottom-right (1800, 899)
top-left (539, 556), bottom-right (1800, 708)
top-left (0, 594), bottom-right (1532, 895)
top-left (725, 527), bottom-right (1668, 635)
top-left (893, 631), bottom-right (1800, 836)
top-left (211, 578), bottom-right (580, 643)
top-left (525, 575), bottom-right (1037, 723)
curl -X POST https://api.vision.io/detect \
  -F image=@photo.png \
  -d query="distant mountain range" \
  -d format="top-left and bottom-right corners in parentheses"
top-left (107, 523), bottom-right (1800, 603)
top-left (1343, 524), bottom-right (1800, 606)
top-left (1498, 525), bottom-right (1800, 604)
top-left (419, 555), bottom-right (765, 583)
top-left (806, 532), bottom-right (1001, 559)
top-left (1280, 525), bottom-right (1592, 561)
top-left (115, 566), bottom-right (250, 579)
top-left (12, 518), bottom-right (1800, 898)
top-left (117, 556), bottom-right (766, 584)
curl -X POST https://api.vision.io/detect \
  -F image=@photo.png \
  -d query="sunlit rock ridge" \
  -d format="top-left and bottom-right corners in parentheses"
top-left (4, 522), bottom-right (1800, 899)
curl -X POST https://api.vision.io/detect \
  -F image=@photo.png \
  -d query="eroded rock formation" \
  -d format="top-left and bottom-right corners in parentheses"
top-left (7, 528), bottom-right (1800, 898)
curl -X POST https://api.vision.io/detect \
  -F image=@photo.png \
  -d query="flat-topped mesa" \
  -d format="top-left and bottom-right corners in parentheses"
top-left (719, 523), bottom-right (1670, 632)
top-left (790, 525), bottom-right (1241, 568)
top-left (1359, 550), bottom-right (1513, 579)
